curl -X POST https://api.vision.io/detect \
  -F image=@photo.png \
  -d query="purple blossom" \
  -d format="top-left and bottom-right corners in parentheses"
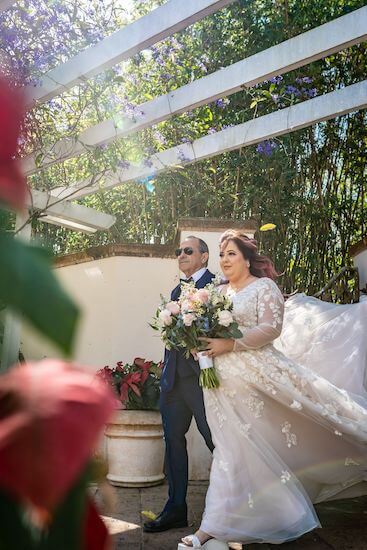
top-left (285, 85), bottom-right (302, 97)
top-left (270, 75), bottom-right (283, 85)
top-left (208, 127), bottom-right (217, 135)
top-left (271, 93), bottom-right (279, 103)
top-left (124, 101), bottom-right (144, 119)
top-left (305, 88), bottom-right (317, 98)
top-left (143, 158), bottom-right (153, 168)
top-left (96, 143), bottom-right (108, 151)
top-left (197, 61), bottom-right (207, 73)
top-left (180, 137), bottom-right (192, 144)
top-left (177, 149), bottom-right (191, 163)
top-left (296, 76), bottom-right (313, 84)
top-left (222, 124), bottom-right (234, 130)
top-left (256, 140), bottom-right (278, 156)
top-left (118, 160), bottom-right (131, 170)
top-left (153, 130), bottom-right (167, 144)
top-left (215, 98), bottom-right (229, 109)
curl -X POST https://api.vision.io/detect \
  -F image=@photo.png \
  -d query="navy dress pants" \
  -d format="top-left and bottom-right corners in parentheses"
top-left (160, 374), bottom-right (214, 513)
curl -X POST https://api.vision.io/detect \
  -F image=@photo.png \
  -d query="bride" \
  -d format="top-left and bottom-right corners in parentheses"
top-left (181, 229), bottom-right (367, 548)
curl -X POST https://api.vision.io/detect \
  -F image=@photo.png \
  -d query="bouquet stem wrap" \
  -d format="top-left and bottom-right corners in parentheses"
top-left (198, 352), bottom-right (220, 389)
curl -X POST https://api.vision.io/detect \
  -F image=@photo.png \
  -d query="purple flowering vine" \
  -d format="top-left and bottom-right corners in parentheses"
top-left (118, 160), bottom-right (131, 170)
top-left (177, 149), bottom-right (191, 163)
top-left (256, 140), bottom-right (278, 156)
top-left (215, 98), bottom-right (230, 109)
top-left (269, 75), bottom-right (283, 85)
top-left (143, 158), bottom-right (153, 168)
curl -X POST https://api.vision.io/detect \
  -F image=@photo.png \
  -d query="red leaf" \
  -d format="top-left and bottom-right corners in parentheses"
top-left (0, 360), bottom-right (115, 512)
top-left (129, 372), bottom-right (142, 385)
top-left (129, 384), bottom-right (141, 397)
top-left (119, 383), bottom-right (129, 405)
top-left (140, 371), bottom-right (149, 385)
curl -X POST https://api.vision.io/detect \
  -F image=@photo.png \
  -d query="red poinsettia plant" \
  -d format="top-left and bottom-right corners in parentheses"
top-left (97, 357), bottom-right (163, 410)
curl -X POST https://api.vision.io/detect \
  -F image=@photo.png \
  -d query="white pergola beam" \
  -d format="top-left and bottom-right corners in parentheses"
top-left (22, 6), bottom-right (367, 176)
top-left (25, 0), bottom-right (235, 107)
top-left (0, 0), bottom-right (16, 12)
top-left (51, 80), bottom-right (367, 200)
top-left (28, 189), bottom-right (116, 232)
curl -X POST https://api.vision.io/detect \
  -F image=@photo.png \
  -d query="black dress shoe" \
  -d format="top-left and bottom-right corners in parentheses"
top-left (143, 509), bottom-right (188, 533)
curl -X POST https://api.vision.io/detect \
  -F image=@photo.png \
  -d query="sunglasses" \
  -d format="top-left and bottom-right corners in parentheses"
top-left (175, 247), bottom-right (194, 257)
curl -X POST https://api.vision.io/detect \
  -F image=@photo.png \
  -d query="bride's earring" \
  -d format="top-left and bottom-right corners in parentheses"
top-left (246, 261), bottom-right (250, 268)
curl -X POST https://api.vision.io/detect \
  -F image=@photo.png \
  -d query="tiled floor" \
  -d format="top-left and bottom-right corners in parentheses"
top-left (94, 481), bottom-right (367, 550)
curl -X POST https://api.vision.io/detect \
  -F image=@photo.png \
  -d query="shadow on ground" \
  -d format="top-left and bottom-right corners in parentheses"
top-left (93, 481), bottom-right (367, 550)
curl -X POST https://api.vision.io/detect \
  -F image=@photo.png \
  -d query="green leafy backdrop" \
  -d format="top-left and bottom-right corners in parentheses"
top-left (2, 0), bottom-right (366, 295)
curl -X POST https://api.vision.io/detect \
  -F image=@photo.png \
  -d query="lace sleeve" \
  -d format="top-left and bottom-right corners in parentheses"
top-left (233, 279), bottom-right (284, 351)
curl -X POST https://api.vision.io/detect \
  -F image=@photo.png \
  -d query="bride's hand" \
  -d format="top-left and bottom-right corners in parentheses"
top-left (198, 337), bottom-right (234, 358)
top-left (190, 349), bottom-right (198, 360)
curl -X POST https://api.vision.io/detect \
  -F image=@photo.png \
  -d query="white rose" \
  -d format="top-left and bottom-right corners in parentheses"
top-left (158, 309), bottom-right (173, 326)
top-left (217, 310), bottom-right (233, 327)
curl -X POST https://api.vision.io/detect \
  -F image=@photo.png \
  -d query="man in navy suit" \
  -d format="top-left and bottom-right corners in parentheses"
top-left (144, 236), bottom-right (214, 533)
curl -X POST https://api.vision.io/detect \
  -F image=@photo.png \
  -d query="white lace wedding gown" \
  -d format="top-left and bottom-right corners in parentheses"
top-left (200, 278), bottom-right (367, 544)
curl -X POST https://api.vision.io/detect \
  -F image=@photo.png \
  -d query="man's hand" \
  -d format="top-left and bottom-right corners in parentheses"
top-left (198, 337), bottom-right (234, 358)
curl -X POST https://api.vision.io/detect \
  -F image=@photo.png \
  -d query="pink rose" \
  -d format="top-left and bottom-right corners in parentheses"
top-left (166, 301), bottom-right (180, 315)
top-left (196, 289), bottom-right (209, 303)
top-left (159, 309), bottom-right (173, 326)
top-left (183, 313), bottom-right (196, 327)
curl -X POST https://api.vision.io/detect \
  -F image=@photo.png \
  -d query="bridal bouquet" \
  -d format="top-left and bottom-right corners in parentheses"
top-left (151, 281), bottom-right (242, 388)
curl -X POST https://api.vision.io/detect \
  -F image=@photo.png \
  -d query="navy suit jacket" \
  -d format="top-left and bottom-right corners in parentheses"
top-left (160, 269), bottom-right (215, 393)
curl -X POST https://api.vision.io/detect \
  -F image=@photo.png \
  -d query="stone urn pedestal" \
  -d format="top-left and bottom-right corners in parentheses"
top-left (105, 409), bottom-right (165, 487)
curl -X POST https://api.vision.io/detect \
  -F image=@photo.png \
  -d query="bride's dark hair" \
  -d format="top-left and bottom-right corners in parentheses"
top-left (220, 229), bottom-right (278, 280)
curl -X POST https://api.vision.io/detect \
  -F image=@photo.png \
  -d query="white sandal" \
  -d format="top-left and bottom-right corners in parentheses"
top-left (179, 534), bottom-right (202, 548)
top-left (178, 539), bottom-right (231, 550)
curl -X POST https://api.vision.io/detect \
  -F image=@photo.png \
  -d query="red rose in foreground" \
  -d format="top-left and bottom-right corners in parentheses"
top-left (0, 75), bottom-right (28, 209)
top-left (0, 360), bottom-right (115, 511)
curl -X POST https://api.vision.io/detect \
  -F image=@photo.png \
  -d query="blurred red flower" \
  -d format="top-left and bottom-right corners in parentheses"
top-left (84, 499), bottom-right (110, 550)
top-left (0, 75), bottom-right (28, 209)
top-left (0, 359), bottom-right (115, 512)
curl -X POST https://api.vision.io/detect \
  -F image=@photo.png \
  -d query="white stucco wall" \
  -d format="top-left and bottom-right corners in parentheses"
top-left (21, 255), bottom-right (177, 368)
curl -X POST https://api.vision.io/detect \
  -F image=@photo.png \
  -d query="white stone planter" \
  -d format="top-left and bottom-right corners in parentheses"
top-left (105, 409), bottom-right (165, 487)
